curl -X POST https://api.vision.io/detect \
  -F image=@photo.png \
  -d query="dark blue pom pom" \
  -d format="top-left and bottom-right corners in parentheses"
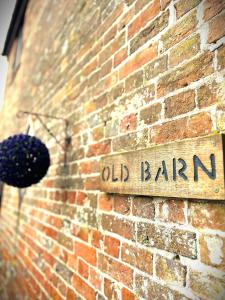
top-left (0, 134), bottom-right (50, 188)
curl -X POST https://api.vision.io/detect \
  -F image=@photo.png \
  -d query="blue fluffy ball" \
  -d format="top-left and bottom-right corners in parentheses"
top-left (0, 134), bottom-right (50, 188)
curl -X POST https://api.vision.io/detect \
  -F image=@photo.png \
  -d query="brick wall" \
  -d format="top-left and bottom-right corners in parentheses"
top-left (0, 0), bottom-right (225, 299)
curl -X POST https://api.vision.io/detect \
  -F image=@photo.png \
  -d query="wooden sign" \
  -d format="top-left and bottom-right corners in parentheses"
top-left (100, 134), bottom-right (225, 200)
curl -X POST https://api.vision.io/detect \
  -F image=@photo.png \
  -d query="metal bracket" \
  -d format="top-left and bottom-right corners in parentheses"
top-left (17, 110), bottom-right (71, 166)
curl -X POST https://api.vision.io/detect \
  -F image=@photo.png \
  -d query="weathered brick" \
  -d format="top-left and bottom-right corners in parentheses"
top-left (121, 243), bottom-right (153, 274)
top-left (128, 0), bottom-right (161, 39)
top-left (130, 11), bottom-right (169, 54)
top-left (58, 233), bottom-right (73, 251)
top-left (197, 81), bottom-right (218, 108)
top-left (140, 103), bottom-right (161, 125)
top-left (189, 270), bottom-right (225, 300)
top-left (98, 253), bottom-right (133, 288)
top-left (162, 10), bottom-right (197, 50)
top-left (155, 255), bottom-right (187, 286)
top-left (199, 234), bottom-right (225, 271)
top-left (157, 52), bottom-right (214, 97)
top-left (189, 201), bottom-right (225, 231)
top-left (101, 214), bottom-right (135, 240)
top-left (104, 236), bottom-right (120, 258)
top-left (218, 44), bottom-right (225, 70)
top-left (208, 11), bottom-right (225, 43)
top-left (169, 34), bottom-right (200, 67)
top-left (55, 262), bottom-right (73, 283)
top-left (135, 274), bottom-right (189, 299)
top-left (157, 199), bottom-right (186, 224)
top-left (165, 90), bottom-right (196, 118)
top-left (120, 113), bottom-right (137, 133)
top-left (204, 0), bottom-right (225, 21)
top-left (144, 55), bottom-right (168, 80)
top-left (125, 70), bottom-right (143, 92)
top-left (137, 222), bottom-right (197, 258)
top-left (132, 196), bottom-right (155, 219)
top-left (105, 119), bottom-right (119, 137)
top-left (112, 129), bottom-right (148, 152)
top-left (175, 0), bottom-right (201, 18)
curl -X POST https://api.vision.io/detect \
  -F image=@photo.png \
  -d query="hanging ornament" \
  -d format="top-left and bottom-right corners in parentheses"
top-left (0, 134), bottom-right (50, 188)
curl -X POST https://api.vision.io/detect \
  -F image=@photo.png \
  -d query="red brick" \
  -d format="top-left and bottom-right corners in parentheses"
top-left (90, 229), bottom-right (104, 249)
top-left (101, 214), bottom-right (135, 240)
top-left (121, 243), bottom-right (153, 274)
top-left (140, 103), bottom-right (161, 125)
top-left (98, 253), bottom-right (133, 288)
top-left (119, 43), bottom-right (158, 80)
top-left (128, 0), bottom-right (161, 39)
top-left (104, 278), bottom-right (120, 300)
top-left (76, 191), bottom-right (87, 205)
top-left (208, 11), bottom-right (225, 43)
top-left (72, 225), bottom-right (89, 242)
top-left (121, 287), bottom-right (136, 300)
top-left (98, 193), bottom-right (113, 211)
top-left (79, 160), bottom-right (99, 174)
top-left (132, 196), bottom-right (155, 219)
top-left (74, 241), bottom-right (97, 266)
top-left (197, 81), bottom-right (218, 108)
top-left (151, 113), bottom-right (212, 144)
top-left (78, 259), bottom-right (89, 279)
top-left (89, 268), bottom-right (102, 290)
top-left (130, 11), bottom-right (169, 54)
top-left (165, 90), bottom-right (196, 118)
top-left (204, 0), bottom-right (225, 21)
top-left (114, 47), bottom-right (128, 67)
top-left (72, 274), bottom-right (96, 300)
top-left (84, 176), bottom-right (100, 190)
top-left (104, 25), bottom-right (117, 46)
top-left (66, 288), bottom-right (76, 300)
top-left (87, 140), bottom-right (111, 157)
top-left (104, 236), bottom-right (120, 258)
top-left (114, 195), bottom-right (131, 215)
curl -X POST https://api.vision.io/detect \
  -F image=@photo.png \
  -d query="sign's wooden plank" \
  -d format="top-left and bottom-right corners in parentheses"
top-left (100, 134), bottom-right (225, 200)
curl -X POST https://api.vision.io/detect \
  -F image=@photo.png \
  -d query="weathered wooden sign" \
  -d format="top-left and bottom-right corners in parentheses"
top-left (100, 134), bottom-right (225, 200)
